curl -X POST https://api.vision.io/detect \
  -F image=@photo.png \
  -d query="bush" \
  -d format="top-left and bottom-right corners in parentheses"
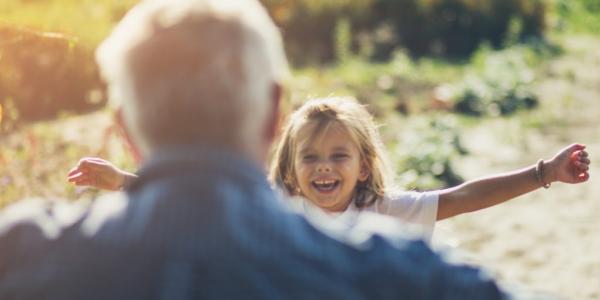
top-left (0, 25), bottom-right (106, 131)
top-left (393, 116), bottom-right (466, 190)
top-left (261, 0), bottom-right (375, 65)
top-left (446, 44), bottom-right (545, 116)
top-left (262, 0), bottom-right (548, 65)
top-left (373, 0), bottom-right (548, 59)
top-left (553, 0), bottom-right (600, 33)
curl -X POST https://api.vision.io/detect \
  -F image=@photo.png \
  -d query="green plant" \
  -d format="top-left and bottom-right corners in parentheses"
top-left (261, 0), bottom-right (374, 65)
top-left (0, 25), bottom-right (106, 130)
top-left (262, 0), bottom-right (549, 65)
top-left (393, 116), bottom-right (466, 190)
top-left (448, 45), bottom-right (546, 116)
top-left (552, 0), bottom-right (600, 33)
top-left (369, 0), bottom-right (548, 59)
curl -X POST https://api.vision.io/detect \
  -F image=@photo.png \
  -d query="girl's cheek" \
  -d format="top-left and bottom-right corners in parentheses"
top-left (295, 163), bottom-right (311, 177)
top-left (335, 160), bottom-right (354, 169)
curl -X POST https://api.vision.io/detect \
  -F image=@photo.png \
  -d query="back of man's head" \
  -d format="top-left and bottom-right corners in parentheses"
top-left (97, 0), bottom-right (288, 160)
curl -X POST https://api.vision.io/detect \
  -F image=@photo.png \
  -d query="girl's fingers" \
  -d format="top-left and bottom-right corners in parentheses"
top-left (79, 157), bottom-right (105, 163)
top-left (72, 176), bottom-right (96, 187)
top-left (577, 172), bottom-right (590, 182)
top-left (68, 174), bottom-right (85, 183)
top-left (85, 164), bottom-right (109, 172)
top-left (74, 180), bottom-right (92, 186)
top-left (80, 161), bottom-right (113, 173)
top-left (567, 143), bottom-right (586, 153)
top-left (67, 172), bottom-right (82, 181)
top-left (573, 157), bottom-right (590, 172)
top-left (572, 163), bottom-right (589, 174)
top-left (575, 159), bottom-right (590, 168)
top-left (82, 157), bottom-right (111, 165)
top-left (67, 167), bottom-right (80, 177)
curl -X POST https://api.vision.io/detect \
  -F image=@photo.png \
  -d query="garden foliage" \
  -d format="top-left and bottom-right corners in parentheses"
top-left (393, 116), bottom-right (466, 190)
top-left (0, 25), bottom-right (106, 130)
top-left (449, 45), bottom-right (541, 116)
top-left (262, 0), bottom-right (548, 65)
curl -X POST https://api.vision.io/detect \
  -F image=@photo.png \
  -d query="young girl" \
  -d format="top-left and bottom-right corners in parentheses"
top-left (69, 97), bottom-right (590, 239)
top-left (268, 97), bottom-right (590, 238)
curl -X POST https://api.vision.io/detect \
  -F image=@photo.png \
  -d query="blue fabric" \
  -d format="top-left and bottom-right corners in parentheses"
top-left (0, 146), bottom-right (506, 300)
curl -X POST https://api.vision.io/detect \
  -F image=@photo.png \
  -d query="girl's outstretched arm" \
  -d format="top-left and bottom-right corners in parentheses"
top-left (437, 143), bottom-right (590, 220)
top-left (67, 157), bottom-right (138, 191)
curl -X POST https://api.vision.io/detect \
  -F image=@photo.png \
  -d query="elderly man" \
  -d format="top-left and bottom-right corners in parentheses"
top-left (0, 0), bottom-right (509, 299)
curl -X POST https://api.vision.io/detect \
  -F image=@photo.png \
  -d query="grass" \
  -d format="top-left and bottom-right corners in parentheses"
top-left (0, 111), bottom-right (134, 207)
top-left (0, 0), bottom-right (137, 48)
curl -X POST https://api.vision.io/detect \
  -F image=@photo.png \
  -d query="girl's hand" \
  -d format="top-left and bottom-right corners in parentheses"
top-left (67, 157), bottom-right (135, 191)
top-left (547, 144), bottom-right (590, 184)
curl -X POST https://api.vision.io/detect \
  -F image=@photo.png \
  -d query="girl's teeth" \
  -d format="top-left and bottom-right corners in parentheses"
top-left (316, 180), bottom-right (334, 185)
top-left (312, 180), bottom-right (339, 191)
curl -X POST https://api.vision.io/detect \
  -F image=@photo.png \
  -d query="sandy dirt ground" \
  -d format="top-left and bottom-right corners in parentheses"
top-left (433, 36), bottom-right (600, 299)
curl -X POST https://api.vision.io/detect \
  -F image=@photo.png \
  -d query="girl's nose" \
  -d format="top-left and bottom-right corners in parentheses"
top-left (317, 161), bottom-right (332, 172)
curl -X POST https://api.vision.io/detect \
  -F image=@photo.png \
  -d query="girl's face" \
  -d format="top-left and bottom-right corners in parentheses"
top-left (293, 122), bottom-right (368, 212)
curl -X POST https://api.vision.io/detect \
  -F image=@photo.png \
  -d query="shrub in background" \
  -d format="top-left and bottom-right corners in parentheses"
top-left (261, 0), bottom-right (374, 65)
top-left (370, 0), bottom-right (547, 59)
top-left (554, 0), bottom-right (600, 33)
top-left (262, 0), bottom-right (548, 65)
top-left (0, 25), bottom-right (106, 131)
top-left (393, 116), bottom-right (466, 190)
top-left (447, 44), bottom-right (547, 116)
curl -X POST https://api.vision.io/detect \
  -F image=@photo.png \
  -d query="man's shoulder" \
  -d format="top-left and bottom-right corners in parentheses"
top-left (0, 198), bottom-right (84, 239)
top-left (0, 192), bottom-right (129, 242)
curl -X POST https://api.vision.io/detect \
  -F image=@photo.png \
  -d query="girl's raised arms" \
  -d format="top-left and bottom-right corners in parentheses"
top-left (67, 157), bottom-right (138, 191)
top-left (437, 143), bottom-right (590, 220)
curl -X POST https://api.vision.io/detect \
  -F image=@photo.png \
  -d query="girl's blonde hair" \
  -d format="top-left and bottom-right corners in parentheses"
top-left (269, 97), bottom-right (395, 208)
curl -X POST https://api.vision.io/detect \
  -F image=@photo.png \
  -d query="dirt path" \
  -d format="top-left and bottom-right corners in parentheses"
top-left (433, 36), bottom-right (600, 299)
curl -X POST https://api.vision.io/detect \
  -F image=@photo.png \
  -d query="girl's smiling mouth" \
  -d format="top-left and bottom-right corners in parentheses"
top-left (311, 179), bottom-right (340, 193)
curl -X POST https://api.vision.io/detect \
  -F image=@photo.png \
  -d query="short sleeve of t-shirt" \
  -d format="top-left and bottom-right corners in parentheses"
top-left (369, 191), bottom-right (439, 240)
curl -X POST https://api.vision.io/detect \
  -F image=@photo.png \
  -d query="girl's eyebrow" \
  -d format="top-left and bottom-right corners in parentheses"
top-left (299, 145), bottom-right (350, 155)
top-left (298, 146), bottom-right (314, 155)
top-left (332, 146), bottom-right (350, 152)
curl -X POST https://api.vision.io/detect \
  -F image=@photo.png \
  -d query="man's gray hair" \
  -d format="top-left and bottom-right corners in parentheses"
top-left (97, 0), bottom-right (289, 155)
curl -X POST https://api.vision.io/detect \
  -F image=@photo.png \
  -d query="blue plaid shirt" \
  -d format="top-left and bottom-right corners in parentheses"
top-left (0, 146), bottom-right (506, 299)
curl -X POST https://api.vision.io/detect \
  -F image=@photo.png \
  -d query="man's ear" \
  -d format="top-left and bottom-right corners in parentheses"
top-left (114, 109), bottom-right (143, 163)
top-left (265, 82), bottom-right (282, 144)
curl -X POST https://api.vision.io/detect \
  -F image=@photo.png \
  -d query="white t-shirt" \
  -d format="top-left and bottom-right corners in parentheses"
top-left (293, 191), bottom-right (439, 242)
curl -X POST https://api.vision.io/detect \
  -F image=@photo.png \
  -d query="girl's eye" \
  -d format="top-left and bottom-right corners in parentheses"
top-left (332, 153), bottom-right (349, 160)
top-left (302, 155), bottom-right (317, 162)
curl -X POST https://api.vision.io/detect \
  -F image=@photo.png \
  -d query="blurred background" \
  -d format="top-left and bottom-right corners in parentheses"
top-left (1, 0), bottom-right (599, 298)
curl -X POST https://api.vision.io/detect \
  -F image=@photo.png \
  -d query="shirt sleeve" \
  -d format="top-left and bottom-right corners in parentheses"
top-left (376, 191), bottom-right (439, 241)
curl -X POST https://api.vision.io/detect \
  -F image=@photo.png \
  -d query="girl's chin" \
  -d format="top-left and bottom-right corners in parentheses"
top-left (311, 197), bottom-right (351, 212)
